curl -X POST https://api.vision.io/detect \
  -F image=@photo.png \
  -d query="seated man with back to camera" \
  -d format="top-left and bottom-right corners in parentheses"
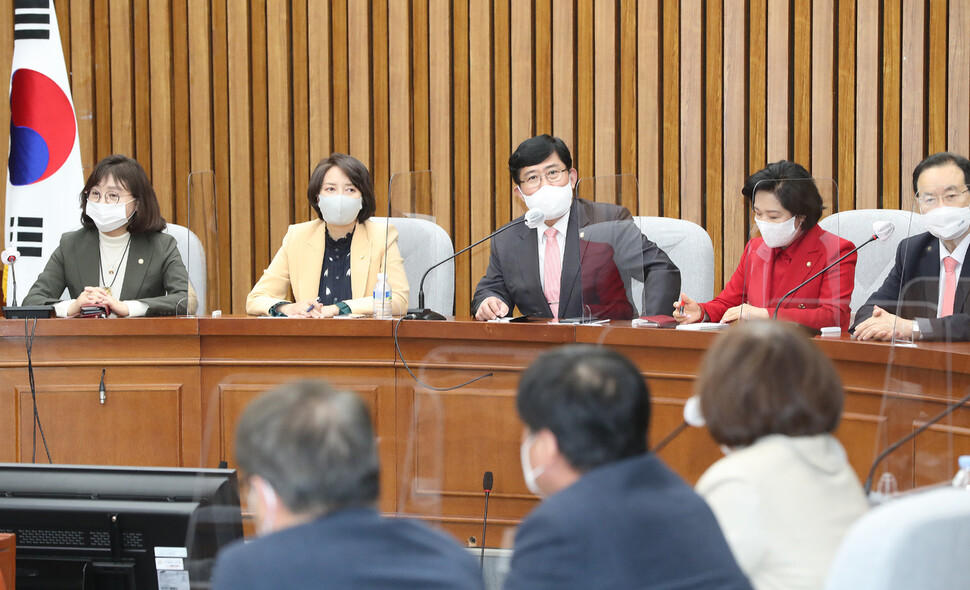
top-left (504, 344), bottom-right (752, 590)
top-left (210, 380), bottom-right (485, 590)
top-left (853, 152), bottom-right (970, 341)
top-left (473, 134), bottom-right (680, 321)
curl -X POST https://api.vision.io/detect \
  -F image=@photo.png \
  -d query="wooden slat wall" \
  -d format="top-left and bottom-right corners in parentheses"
top-left (3, 0), bottom-right (970, 315)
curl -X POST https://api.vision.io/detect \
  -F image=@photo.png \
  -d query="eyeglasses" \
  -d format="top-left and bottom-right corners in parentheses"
top-left (916, 187), bottom-right (970, 208)
top-left (520, 169), bottom-right (568, 190)
top-left (86, 189), bottom-right (134, 205)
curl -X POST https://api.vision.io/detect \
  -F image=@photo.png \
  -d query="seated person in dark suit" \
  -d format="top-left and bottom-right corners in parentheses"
top-left (211, 380), bottom-right (485, 590)
top-left (473, 134), bottom-right (680, 320)
top-left (853, 152), bottom-right (970, 341)
top-left (504, 345), bottom-right (752, 590)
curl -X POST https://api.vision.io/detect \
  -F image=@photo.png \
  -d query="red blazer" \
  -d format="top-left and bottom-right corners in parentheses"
top-left (700, 224), bottom-right (856, 330)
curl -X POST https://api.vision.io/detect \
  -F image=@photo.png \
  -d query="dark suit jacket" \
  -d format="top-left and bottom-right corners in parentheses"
top-left (853, 231), bottom-right (970, 341)
top-left (503, 454), bottom-right (752, 590)
top-left (211, 507), bottom-right (485, 590)
top-left (472, 199), bottom-right (681, 318)
top-left (22, 227), bottom-right (190, 316)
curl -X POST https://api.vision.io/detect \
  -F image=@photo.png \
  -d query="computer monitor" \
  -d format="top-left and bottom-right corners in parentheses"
top-left (0, 464), bottom-right (244, 590)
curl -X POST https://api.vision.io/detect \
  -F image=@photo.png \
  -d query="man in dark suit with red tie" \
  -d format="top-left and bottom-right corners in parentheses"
top-left (473, 135), bottom-right (680, 320)
top-left (853, 152), bottom-right (970, 342)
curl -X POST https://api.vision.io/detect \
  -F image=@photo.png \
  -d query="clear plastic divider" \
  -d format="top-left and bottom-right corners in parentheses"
top-left (570, 174), bottom-right (643, 322)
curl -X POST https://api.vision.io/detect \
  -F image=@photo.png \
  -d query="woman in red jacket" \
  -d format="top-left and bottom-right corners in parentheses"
top-left (674, 161), bottom-right (856, 331)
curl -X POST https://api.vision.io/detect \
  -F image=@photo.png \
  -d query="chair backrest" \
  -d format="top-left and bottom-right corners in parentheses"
top-left (163, 223), bottom-right (207, 315)
top-left (817, 209), bottom-right (924, 313)
top-left (372, 217), bottom-right (455, 315)
top-left (825, 487), bottom-right (970, 590)
top-left (633, 217), bottom-right (715, 307)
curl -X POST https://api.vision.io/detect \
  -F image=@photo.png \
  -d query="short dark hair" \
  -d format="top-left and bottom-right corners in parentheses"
top-left (306, 153), bottom-right (377, 222)
top-left (234, 380), bottom-right (380, 516)
top-left (517, 344), bottom-right (650, 472)
top-left (696, 321), bottom-right (843, 448)
top-left (508, 134), bottom-right (573, 185)
top-left (80, 154), bottom-right (166, 233)
top-left (741, 160), bottom-right (824, 229)
top-left (912, 152), bottom-right (970, 194)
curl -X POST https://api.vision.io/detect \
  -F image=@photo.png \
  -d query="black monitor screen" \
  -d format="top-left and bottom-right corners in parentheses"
top-left (0, 464), bottom-right (244, 590)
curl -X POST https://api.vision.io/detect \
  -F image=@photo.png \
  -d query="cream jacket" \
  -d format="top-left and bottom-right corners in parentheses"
top-left (246, 218), bottom-right (409, 316)
top-left (696, 434), bottom-right (869, 590)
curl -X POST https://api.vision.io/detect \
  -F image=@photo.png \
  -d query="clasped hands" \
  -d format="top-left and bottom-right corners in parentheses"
top-left (276, 300), bottom-right (341, 319)
top-left (68, 286), bottom-right (129, 317)
top-left (672, 293), bottom-right (768, 324)
top-left (852, 306), bottom-right (914, 341)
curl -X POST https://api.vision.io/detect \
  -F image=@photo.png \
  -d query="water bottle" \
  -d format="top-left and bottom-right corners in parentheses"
top-left (373, 273), bottom-right (393, 319)
top-left (952, 455), bottom-right (970, 490)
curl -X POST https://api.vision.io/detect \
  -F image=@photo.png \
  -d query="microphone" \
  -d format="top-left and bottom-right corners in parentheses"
top-left (480, 470), bottom-right (493, 570)
top-left (772, 221), bottom-right (895, 320)
top-left (2, 248), bottom-right (21, 307)
top-left (864, 388), bottom-right (970, 495)
top-left (651, 396), bottom-right (706, 453)
top-left (406, 209), bottom-right (546, 320)
top-left (99, 369), bottom-right (107, 405)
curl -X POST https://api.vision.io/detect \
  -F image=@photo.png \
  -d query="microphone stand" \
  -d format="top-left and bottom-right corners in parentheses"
top-left (772, 234), bottom-right (876, 320)
top-left (407, 217), bottom-right (532, 320)
top-left (864, 388), bottom-right (970, 495)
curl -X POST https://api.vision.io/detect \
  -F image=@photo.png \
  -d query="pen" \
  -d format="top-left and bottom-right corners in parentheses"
top-left (306, 297), bottom-right (320, 312)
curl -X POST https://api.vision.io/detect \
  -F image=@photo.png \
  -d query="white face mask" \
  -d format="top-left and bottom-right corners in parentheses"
top-left (755, 216), bottom-right (800, 248)
top-left (923, 206), bottom-right (970, 242)
top-left (521, 182), bottom-right (573, 221)
top-left (87, 201), bottom-right (134, 233)
top-left (519, 433), bottom-right (546, 496)
top-left (248, 479), bottom-right (279, 536)
top-left (318, 194), bottom-right (363, 226)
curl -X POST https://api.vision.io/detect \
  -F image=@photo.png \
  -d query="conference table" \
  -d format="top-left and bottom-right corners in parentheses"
top-left (1, 316), bottom-right (968, 545)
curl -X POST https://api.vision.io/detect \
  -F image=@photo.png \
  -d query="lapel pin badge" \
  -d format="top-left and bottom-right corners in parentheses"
top-left (138, 258), bottom-right (144, 264)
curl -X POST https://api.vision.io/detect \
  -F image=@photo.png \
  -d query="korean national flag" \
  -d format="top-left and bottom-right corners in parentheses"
top-left (4, 0), bottom-right (83, 305)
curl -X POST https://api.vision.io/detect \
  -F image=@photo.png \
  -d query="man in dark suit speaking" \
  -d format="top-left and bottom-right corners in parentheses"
top-left (504, 345), bottom-right (752, 590)
top-left (473, 135), bottom-right (680, 320)
top-left (211, 380), bottom-right (485, 590)
top-left (853, 152), bottom-right (970, 342)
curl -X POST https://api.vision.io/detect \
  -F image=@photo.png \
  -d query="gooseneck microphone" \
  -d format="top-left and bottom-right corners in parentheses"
top-left (772, 221), bottom-right (895, 320)
top-left (99, 368), bottom-right (107, 405)
top-left (2, 249), bottom-right (21, 306)
top-left (407, 209), bottom-right (545, 320)
top-left (863, 388), bottom-right (970, 495)
top-left (480, 471), bottom-right (493, 569)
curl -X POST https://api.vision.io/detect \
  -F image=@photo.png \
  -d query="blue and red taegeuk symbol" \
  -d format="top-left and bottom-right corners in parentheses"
top-left (8, 68), bottom-right (77, 186)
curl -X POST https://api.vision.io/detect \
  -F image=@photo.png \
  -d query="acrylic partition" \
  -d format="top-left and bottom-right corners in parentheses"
top-left (569, 174), bottom-right (644, 323)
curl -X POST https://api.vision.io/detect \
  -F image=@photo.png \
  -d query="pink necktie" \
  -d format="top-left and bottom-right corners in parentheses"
top-left (942, 256), bottom-right (958, 317)
top-left (543, 227), bottom-right (561, 318)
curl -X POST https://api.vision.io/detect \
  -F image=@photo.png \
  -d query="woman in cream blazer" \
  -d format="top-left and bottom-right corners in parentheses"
top-left (247, 154), bottom-right (409, 317)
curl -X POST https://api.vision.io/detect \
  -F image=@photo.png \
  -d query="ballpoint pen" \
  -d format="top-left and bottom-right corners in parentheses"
top-left (306, 297), bottom-right (320, 312)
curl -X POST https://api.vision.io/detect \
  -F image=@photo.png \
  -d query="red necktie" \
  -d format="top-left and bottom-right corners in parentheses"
top-left (543, 228), bottom-right (561, 318)
top-left (941, 256), bottom-right (958, 317)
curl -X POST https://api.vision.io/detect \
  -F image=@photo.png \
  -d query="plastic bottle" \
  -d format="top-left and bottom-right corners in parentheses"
top-left (951, 455), bottom-right (970, 489)
top-left (373, 273), bottom-right (393, 319)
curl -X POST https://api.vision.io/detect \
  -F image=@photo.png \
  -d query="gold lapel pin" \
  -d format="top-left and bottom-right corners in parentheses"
top-left (138, 258), bottom-right (144, 264)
